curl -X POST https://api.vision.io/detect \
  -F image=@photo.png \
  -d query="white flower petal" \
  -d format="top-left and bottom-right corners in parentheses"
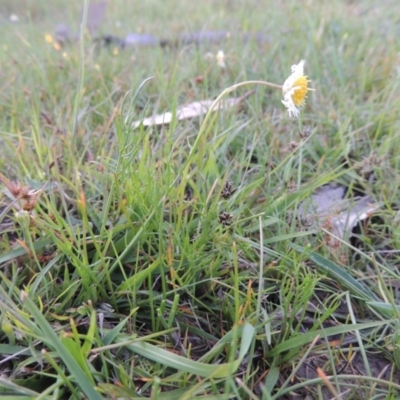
top-left (281, 99), bottom-right (299, 118)
top-left (282, 59), bottom-right (307, 118)
top-left (216, 50), bottom-right (226, 68)
top-left (291, 59), bottom-right (305, 76)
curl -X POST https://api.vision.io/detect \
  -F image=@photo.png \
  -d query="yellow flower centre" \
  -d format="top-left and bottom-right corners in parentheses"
top-left (291, 76), bottom-right (308, 106)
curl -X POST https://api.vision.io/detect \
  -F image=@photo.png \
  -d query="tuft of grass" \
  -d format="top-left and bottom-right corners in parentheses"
top-left (1, 0), bottom-right (400, 398)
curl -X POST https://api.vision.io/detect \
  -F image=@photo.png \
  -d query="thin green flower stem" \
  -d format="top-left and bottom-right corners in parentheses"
top-left (169, 80), bottom-right (282, 199)
top-left (187, 80), bottom-right (282, 165)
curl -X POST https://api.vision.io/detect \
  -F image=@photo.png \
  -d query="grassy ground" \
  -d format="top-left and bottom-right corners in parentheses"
top-left (1, 0), bottom-right (400, 398)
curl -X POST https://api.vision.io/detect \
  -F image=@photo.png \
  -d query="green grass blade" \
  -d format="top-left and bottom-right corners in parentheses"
top-left (114, 322), bottom-right (255, 378)
top-left (291, 244), bottom-right (376, 300)
top-left (269, 320), bottom-right (392, 356)
top-left (367, 301), bottom-right (400, 317)
top-left (21, 293), bottom-right (102, 400)
top-left (0, 376), bottom-right (39, 396)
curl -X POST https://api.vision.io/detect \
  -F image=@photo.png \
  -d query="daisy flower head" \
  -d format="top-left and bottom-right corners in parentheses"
top-left (282, 59), bottom-right (312, 118)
